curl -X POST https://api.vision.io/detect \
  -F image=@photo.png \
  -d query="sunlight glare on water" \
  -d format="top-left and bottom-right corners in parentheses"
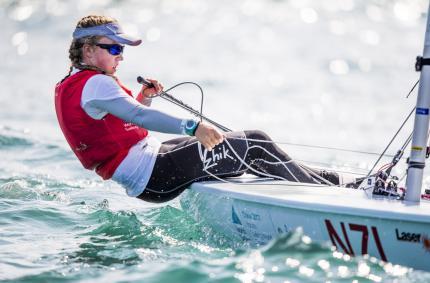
top-left (1, 0), bottom-right (430, 282)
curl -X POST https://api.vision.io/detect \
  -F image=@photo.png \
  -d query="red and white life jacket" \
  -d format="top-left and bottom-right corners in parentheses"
top-left (55, 70), bottom-right (148, 179)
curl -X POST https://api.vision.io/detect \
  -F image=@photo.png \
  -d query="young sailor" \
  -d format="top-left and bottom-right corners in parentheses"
top-left (55, 15), bottom-right (342, 203)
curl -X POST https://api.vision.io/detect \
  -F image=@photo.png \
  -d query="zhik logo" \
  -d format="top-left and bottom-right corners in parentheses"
top-left (198, 143), bottom-right (234, 170)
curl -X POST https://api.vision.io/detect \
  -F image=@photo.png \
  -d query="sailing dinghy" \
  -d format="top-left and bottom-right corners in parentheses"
top-left (179, 3), bottom-right (430, 272)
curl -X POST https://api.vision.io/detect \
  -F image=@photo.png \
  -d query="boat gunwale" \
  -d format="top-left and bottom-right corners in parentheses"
top-left (189, 179), bottom-right (430, 224)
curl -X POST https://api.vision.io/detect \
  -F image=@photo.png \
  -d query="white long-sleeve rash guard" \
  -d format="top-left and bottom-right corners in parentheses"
top-left (80, 73), bottom-right (187, 134)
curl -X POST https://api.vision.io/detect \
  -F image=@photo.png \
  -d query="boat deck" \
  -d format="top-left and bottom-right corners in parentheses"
top-left (190, 176), bottom-right (430, 223)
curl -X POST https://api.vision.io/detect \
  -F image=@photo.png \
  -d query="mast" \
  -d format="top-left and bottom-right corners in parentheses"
top-left (405, 3), bottom-right (430, 203)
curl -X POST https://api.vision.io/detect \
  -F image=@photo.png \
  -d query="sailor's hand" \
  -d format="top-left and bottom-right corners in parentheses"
top-left (195, 123), bottom-right (224, 151)
top-left (138, 78), bottom-right (163, 101)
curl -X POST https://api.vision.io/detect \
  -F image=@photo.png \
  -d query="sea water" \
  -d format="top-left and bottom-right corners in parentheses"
top-left (1, 0), bottom-right (430, 282)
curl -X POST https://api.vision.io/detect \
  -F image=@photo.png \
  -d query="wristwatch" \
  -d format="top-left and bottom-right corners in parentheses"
top-left (184, 119), bottom-right (200, 136)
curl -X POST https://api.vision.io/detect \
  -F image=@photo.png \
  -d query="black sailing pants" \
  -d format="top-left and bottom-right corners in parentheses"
top-left (138, 130), bottom-right (338, 203)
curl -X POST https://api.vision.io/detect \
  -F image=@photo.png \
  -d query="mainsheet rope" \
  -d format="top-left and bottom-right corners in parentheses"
top-left (141, 76), bottom-right (420, 188)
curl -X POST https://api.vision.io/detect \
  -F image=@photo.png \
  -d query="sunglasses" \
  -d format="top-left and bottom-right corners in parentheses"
top-left (95, 43), bottom-right (124, 55)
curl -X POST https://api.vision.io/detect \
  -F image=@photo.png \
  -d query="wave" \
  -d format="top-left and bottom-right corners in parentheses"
top-left (0, 133), bottom-right (32, 147)
top-left (0, 175), bottom-right (86, 202)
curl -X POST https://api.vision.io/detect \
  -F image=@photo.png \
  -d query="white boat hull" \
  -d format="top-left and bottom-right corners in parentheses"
top-left (180, 177), bottom-right (430, 271)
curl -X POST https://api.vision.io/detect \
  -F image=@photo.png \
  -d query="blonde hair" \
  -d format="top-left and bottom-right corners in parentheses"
top-left (62, 15), bottom-right (118, 81)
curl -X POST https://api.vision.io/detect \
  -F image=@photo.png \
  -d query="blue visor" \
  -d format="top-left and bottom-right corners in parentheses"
top-left (72, 23), bottom-right (142, 46)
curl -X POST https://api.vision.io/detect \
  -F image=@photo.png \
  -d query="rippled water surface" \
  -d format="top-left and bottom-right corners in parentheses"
top-left (1, 0), bottom-right (430, 282)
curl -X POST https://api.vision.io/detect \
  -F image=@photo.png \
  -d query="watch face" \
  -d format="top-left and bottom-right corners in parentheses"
top-left (186, 120), bottom-right (196, 129)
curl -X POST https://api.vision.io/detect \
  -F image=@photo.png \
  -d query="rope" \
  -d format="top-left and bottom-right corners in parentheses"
top-left (149, 77), bottom-right (421, 188)
top-left (366, 108), bottom-right (414, 177)
top-left (365, 78), bottom-right (420, 177)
